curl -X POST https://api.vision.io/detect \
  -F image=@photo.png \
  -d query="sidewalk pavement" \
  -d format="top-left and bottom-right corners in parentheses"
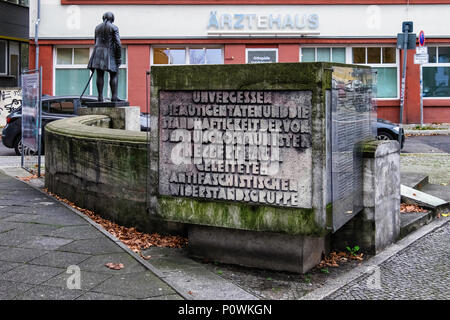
top-left (0, 167), bottom-right (257, 300)
top-left (0, 170), bottom-right (182, 300)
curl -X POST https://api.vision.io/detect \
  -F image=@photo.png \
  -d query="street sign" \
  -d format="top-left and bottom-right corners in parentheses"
top-left (414, 54), bottom-right (429, 64)
top-left (402, 21), bottom-right (413, 33)
top-left (419, 30), bottom-right (425, 47)
top-left (397, 33), bottom-right (417, 50)
top-left (416, 46), bottom-right (427, 55)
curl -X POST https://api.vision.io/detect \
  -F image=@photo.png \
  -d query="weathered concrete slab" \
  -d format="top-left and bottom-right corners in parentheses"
top-left (77, 252), bottom-right (145, 274)
top-left (189, 225), bottom-right (325, 274)
top-left (28, 251), bottom-right (91, 268)
top-left (57, 238), bottom-right (125, 255)
top-left (420, 184), bottom-right (450, 202)
top-left (91, 271), bottom-right (175, 299)
top-left (400, 212), bottom-right (433, 239)
top-left (43, 270), bottom-right (112, 291)
top-left (400, 171), bottom-right (429, 189)
top-left (0, 264), bottom-right (64, 285)
top-left (401, 184), bottom-right (448, 212)
top-left (0, 280), bottom-right (34, 300)
top-left (0, 246), bottom-right (48, 263)
top-left (14, 285), bottom-right (85, 300)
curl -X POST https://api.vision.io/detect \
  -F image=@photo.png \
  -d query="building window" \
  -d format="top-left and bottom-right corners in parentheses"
top-left (0, 40), bottom-right (6, 75)
top-left (301, 47), bottom-right (346, 63)
top-left (423, 46), bottom-right (450, 98)
top-left (352, 46), bottom-right (398, 99)
top-left (54, 47), bottom-right (127, 100)
top-left (152, 46), bottom-right (223, 65)
top-left (246, 48), bottom-right (278, 64)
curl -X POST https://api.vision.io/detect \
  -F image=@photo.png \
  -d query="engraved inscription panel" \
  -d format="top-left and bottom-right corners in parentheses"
top-left (331, 67), bottom-right (377, 231)
top-left (159, 90), bottom-right (313, 208)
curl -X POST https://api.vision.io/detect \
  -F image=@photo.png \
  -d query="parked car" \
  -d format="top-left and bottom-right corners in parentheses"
top-left (376, 118), bottom-right (405, 149)
top-left (2, 95), bottom-right (99, 155)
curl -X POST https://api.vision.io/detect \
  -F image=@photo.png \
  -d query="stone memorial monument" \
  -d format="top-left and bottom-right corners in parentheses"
top-left (148, 63), bottom-right (400, 273)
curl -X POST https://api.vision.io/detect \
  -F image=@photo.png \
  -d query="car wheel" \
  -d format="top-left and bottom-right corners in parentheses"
top-left (13, 136), bottom-right (38, 156)
top-left (376, 131), bottom-right (394, 141)
top-left (13, 136), bottom-right (22, 156)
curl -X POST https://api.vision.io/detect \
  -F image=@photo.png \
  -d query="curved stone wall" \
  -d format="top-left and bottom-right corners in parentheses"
top-left (45, 115), bottom-right (183, 235)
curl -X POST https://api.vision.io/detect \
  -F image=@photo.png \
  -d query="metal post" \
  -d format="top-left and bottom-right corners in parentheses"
top-left (420, 64), bottom-right (424, 127)
top-left (399, 25), bottom-right (409, 143)
top-left (37, 67), bottom-right (42, 178)
top-left (35, 0), bottom-right (40, 69)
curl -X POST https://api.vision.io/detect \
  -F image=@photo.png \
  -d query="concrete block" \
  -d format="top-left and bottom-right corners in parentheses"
top-left (78, 106), bottom-right (140, 131)
top-left (188, 225), bottom-right (326, 274)
top-left (401, 184), bottom-right (448, 213)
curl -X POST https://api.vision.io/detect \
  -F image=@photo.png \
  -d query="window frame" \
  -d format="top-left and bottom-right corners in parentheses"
top-left (53, 45), bottom-right (128, 99)
top-left (350, 45), bottom-right (399, 100)
top-left (299, 46), bottom-right (347, 64)
top-left (422, 45), bottom-right (450, 99)
top-left (151, 45), bottom-right (224, 65)
top-left (0, 39), bottom-right (7, 75)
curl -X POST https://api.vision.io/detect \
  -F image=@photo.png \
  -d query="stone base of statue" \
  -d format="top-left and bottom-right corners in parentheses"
top-left (85, 100), bottom-right (130, 108)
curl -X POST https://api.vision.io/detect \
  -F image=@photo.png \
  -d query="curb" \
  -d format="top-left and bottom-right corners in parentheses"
top-left (300, 216), bottom-right (449, 300)
top-left (404, 129), bottom-right (450, 136)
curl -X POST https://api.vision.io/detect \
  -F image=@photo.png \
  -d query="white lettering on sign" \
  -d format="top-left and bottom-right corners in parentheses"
top-left (208, 12), bottom-right (319, 31)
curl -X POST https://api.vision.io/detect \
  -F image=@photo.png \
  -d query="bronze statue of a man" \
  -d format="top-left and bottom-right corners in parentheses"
top-left (88, 12), bottom-right (122, 102)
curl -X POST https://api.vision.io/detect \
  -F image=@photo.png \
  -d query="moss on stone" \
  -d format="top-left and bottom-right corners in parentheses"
top-left (157, 196), bottom-right (324, 236)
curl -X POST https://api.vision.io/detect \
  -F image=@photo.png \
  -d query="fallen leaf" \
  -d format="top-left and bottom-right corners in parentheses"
top-left (105, 262), bottom-right (124, 270)
top-left (140, 252), bottom-right (151, 260)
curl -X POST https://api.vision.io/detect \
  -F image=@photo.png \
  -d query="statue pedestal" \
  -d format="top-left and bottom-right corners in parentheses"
top-left (78, 106), bottom-right (140, 131)
top-left (85, 101), bottom-right (130, 108)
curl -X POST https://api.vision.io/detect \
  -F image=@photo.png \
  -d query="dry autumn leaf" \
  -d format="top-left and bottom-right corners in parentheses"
top-left (400, 203), bottom-right (428, 213)
top-left (105, 262), bottom-right (124, 270)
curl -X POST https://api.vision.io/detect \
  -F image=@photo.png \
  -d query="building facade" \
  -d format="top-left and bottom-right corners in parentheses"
top-left (29, 0), bottom-right (450, 123)
top-left (0, 0), bottom-right (29, 87)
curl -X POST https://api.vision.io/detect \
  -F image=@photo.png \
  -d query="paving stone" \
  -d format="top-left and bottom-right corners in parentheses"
top-left (0, 261), bottom-right (22, 273)
top-left (3, 213), bottom-right (40, 223)
top-left (43, 270), bottom-right (113, 291)
top-left (28, 251), bottom-right (91, 268)
top-left (15, 213), bottom-right (87, 226)
top-left (91, 271), bottom-right (175, 299)
top-left (77, 252), bottom-right (145, 275)
top-left (57, 238), bottom-right (125, 255)
top-left (0, 247), bottom-right (48, 263)
top-left (0, 230), bottom-right (40, 247)
top-left (326, 222), bottom-right (450, 300)
top-left (0, 264), bottom-right (65, 285)
top-left (0, 280), bottom-right (34, 300)
top-left (19, 236), bottom-right (74, 250)
top-left (46, 225), bottom-right (104, 240)
top-left (5, 222), bottom-right (61, 236)
top-left (14, 285), bottom-right (84, 300)
top-left (0, 211), bottom-right (15, 220)
top-left (144, 294), bottom-right (184, 300)
top-left (0, 220), bottom-right (18, 232)
top-left (76, 291), bottom-right (133, 300)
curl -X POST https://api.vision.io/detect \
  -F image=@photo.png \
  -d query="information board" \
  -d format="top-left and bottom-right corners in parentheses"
top-left (21, 72), bottom-right (40, 152)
